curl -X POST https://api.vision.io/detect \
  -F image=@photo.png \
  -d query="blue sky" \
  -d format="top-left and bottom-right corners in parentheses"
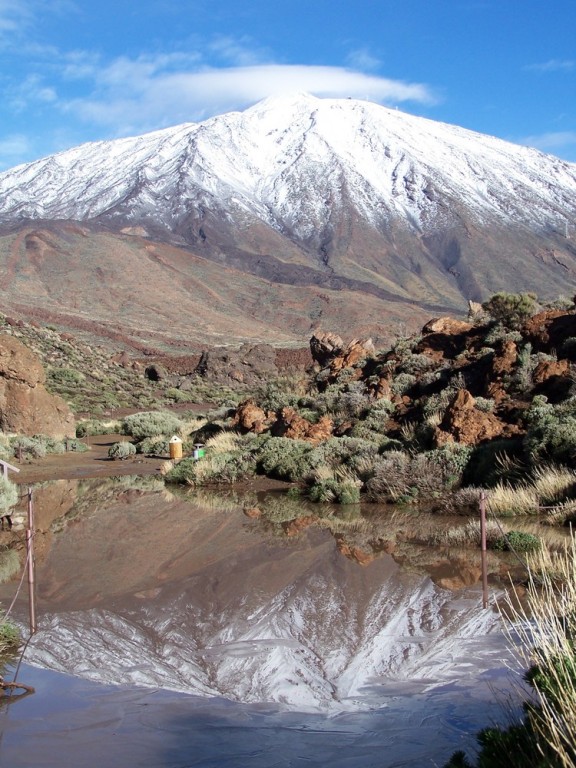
top-left (0, 0), bottom-right (575, 170)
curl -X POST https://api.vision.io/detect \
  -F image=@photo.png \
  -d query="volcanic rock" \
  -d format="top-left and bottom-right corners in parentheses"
top-left (309, 332), bottom-right (345, 367)
top-left (0, 335), bottom-right (75, 437)
top-left (436, 389), bottom-right (505, 446)
top-left (232, 399), bottom-right (273, 434)
top-left (272, 407), bottom-right (334, 444)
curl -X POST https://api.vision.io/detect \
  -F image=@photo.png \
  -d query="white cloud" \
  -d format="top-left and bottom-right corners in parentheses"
top-left (64, 61), bottom-right (436, 133)
top-left (346, 48), bottom-right (382, 72)
top-left (526, 59), bottom-right (575, 73)
top-left (519, 130), bottom-right (576, 157)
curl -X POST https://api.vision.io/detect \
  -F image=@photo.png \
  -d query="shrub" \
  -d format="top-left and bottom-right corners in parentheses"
top-left (482, 292), bottom-right (539, 330)
top-left (0, 478), bottom-right (18, 513)
top-left (462, 438), bottom-right (526, 488)
top-left (524, 396), bottom-right (576, 466)
top-left (492, 530), bottom-right (541, 553)
top-left (308, 479), bottom-right (361, 505)
top-left (121, 411), bottom-right (184, 440)
top-left (48, 367), bottom-right (85, 386)
top-left (12, 437), bottom-right (47, 459)
top-left (0, 620), bottom-right (20, 657)
top-left (366, 445), bottom-right (472, 504)
top-left (256, 437), bottom-right (317, 481)
top-left (136, 436), bottom-right (170, 456)
top-left (108, 441), bottom-right (136, 460)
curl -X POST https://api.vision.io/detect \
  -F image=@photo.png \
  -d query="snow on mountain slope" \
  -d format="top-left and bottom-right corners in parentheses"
top-left (0, 93), bottom-right (574, 238)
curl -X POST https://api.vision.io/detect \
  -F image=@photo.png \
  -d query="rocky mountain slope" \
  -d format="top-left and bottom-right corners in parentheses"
top-left (0, 93), bottom-right (575, 348)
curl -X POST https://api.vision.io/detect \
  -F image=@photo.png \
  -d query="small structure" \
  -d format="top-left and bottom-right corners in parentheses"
top-left (193, 443), bottom-right (205, 461)
top-left (169, 436), bottom-right (183, 461)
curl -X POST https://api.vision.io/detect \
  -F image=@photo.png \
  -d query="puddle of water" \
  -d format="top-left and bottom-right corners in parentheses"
top-left (0, 478), bottom-right (530, 766)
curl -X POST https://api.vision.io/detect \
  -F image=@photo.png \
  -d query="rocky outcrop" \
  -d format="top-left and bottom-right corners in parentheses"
top-left (417, 317), bottom-right (475, 359)
top-left (330, 338), bottom-right (375, 374)
top-left (272, 407), bottom-right (334, 444)
top-left (192, 344), bottom-right (282, 387)
top-left (484, 340), bottom-right (518, 401)
top-left (436, 389), bottom-right (507, 446)
top-left (0, 335), bottom-right (75, 437)
top-left (309, 332), bottom-right (345, 367)
top-left (523, 309), bottom-right (576, 353)
top-left (232, 399), bottom-right (274, 434)
top-left (310, 332), bottom-right (375, 383)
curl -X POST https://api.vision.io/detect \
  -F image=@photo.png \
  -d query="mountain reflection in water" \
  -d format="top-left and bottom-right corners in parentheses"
top-left (1, 477), bottom-right (526, 766)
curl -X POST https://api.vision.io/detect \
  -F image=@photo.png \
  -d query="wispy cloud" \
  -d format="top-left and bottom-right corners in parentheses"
top-left (346, 48), bottom-right (382, 72)
top-left (0, 134), bottom-right (33, 170)
top-left (519, 130), bottom-right (576, 158)
top-left (526, 59), bottom-right (575, 73)
top-left (63, 59), bottom-right (436, 134)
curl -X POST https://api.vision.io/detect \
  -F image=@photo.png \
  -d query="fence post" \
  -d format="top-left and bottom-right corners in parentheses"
top-left (480, 491), bottom-right (489, 609)
top-left (26, 486), bottom-right (37, 634)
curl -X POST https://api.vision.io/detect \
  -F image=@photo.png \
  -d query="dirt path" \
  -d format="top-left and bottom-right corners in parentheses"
top-left (12, 434), bottom-right (166, 484)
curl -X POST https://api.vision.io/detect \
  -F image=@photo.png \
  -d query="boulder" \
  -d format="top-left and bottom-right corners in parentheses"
top-left (436, 389), bottom-right (506, 446)
top-left (272, 407), bottom-right (334, 444)
top-left (330, 338), bottom-right (375, 373)
top-left (0, 335), bottom-right (75, 438)
top-left (523, 309), bottom-right (576, 353)
top-left (422, 317), bottom-right (474, 335)
top-left (232, 399), bottom-right (273, 434)
top-left (309, 331), bottom-right (344, 367)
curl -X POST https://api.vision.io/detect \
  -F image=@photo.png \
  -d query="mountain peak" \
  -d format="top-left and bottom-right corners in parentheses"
top-left (0, 96), bottom-right (575, 348)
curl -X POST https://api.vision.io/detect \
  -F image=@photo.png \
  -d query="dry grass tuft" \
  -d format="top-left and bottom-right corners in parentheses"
top-left (501, 536), bottom-right (576, 765)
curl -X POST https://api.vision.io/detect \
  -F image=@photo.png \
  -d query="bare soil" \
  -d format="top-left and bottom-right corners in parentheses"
top-left (12, 434), bottom-right (165, 484)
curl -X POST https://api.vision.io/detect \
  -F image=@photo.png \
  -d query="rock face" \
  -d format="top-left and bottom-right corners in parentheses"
top-left (232, 399), bottom-right (274, 434)
top-left (436, 389), bottom-right (506, 446)
top-left (0, 335), bottom-right (75, 437)
top-left (309, 332), bottom-right (345, 367)
top-left (272, 407), bottom-right (334, 444)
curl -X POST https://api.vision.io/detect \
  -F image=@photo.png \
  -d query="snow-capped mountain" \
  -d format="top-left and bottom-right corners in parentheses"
top-left (0, 93), bottom-right (575, 347)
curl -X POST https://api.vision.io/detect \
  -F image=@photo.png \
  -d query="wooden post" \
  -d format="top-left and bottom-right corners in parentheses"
top-left (26, 487), bottom-right (37, 635)
top-left (480, 491), bottom-right (489, 609)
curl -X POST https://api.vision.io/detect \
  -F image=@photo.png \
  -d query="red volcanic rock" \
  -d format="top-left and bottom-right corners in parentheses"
top-left (373, 376), bottom-right (392, 400)
top-left (335, 536), bottom-right (377, 565)
top-left (532, 358), bottom-right (570, 385)
top-left (422, 317), bottom-right (474, 335)
top-left (485, 340), bottom-right (518, 401)
top-left (232, 399), bottom-right (273, 434)
top-left (436, 389), bottom-right (506, 446)
top-left (330, 338), bottom-right (375, 373)
top-left (416, 317), bottom-right (474, 359)
top-left (309, 331), bottom-right (345, 367)
top-left (243, 507), bottom-right (262, 519)
top-left (0, 335), bottom-right (75, 438)
top-left (273, 407), bottom-right (334, 444)
top-left (523, 309), bottom-right (576, 352)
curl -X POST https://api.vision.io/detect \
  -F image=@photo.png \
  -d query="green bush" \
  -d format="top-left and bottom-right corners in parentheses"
top-left (524, 396), bottom-right (576, 466)
top-left (492, 530), bottom-right (541, 553)
top-left (12, 437), bottom-right (47, 459)
top-left (108, 441), bottom-right (136, 459)
top-left (0, 620), bottom-right (20, 657)
top-left (308, 479), bottom-right (361, 505)
top-left (121, 411), bottom-right (184, 440)
top-left (136, 436), bottom-right (170, 456)
top-left (256, 437), bottom-right (317, 481)
top-left (0, 478), bottom-right (18, 513)
top-left (482, 292), bottom-right (539, 330)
